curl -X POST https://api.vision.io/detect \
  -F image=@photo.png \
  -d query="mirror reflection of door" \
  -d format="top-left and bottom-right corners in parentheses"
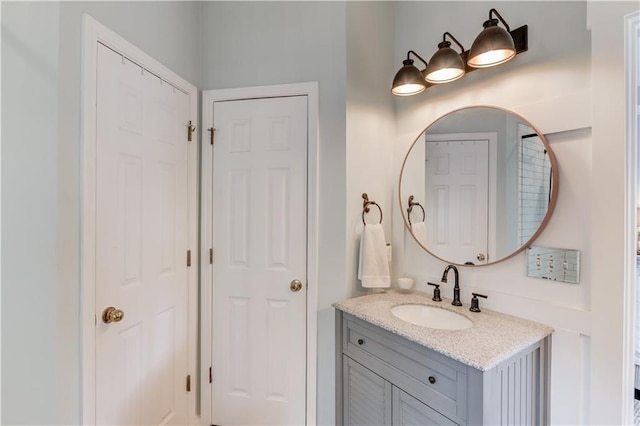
top-left (425, 134), bottom-right (494, 265)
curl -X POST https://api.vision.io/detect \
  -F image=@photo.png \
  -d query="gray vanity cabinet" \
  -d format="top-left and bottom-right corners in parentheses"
top-left (336, 311), bottom-right (550, 425)
top-left (343, 356), bottom-right (392, 425)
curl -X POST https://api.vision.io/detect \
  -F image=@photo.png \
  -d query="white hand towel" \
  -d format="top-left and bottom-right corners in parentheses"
top-left (358, 223), bottom-right (391, 288)
top-left (411, 221), bottom-right (428, 247)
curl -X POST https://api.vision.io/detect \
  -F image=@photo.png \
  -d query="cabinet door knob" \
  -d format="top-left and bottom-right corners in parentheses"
top-left (357, 338), bottom-right (364, 345)
top-left (428, 376), bottom-right (436, 384)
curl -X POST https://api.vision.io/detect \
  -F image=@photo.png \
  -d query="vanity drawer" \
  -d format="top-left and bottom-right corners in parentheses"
top-left (343, 315), bottom-right (467, 422)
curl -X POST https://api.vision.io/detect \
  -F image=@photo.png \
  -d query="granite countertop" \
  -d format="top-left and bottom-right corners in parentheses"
top-left (333, 290), bottom-right (554, 371)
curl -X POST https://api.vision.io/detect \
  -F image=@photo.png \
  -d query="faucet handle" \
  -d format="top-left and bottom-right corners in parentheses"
top-left (427, 282), bottom-right (442, 302)
top-left (470, 293), bottom-right (488, 312)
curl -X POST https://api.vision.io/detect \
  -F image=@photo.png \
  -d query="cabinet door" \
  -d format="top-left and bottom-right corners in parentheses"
top-left (393, 387), bottom-right (458, 426)
top-left (343, 356), bottom-right (392, 425)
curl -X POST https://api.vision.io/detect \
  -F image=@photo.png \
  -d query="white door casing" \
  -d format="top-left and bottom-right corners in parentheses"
top-left (82, 16), bottom-right (198, 424)
top-left (200, 84), bottom-right (319, 426)
top-left (425, 136), bottom-right (493, 265)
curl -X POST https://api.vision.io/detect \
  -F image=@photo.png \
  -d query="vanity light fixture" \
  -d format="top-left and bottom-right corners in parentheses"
top-left (468, 8), bottom-right (520, 68)
top-left (424, 32), bottom-right (466, 84)
top-left (391, 8), bottom-right (527, 96)
top-left (391, 50), bottom-right (428, 96)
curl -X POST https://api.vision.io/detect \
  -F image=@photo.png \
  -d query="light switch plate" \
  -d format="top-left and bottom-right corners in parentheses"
top-left (526, 246), bottom-right (580, 284)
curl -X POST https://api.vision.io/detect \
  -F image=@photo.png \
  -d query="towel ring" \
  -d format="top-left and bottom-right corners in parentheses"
top-left (407, 195), bottom-right (425, 226)
top-left (362, 193), bottom-right (383, 225)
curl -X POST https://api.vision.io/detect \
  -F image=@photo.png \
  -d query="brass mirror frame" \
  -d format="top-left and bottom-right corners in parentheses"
top-left (398, 105), bottom-right (559, 267)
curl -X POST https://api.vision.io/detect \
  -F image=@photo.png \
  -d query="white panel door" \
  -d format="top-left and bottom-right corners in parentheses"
top-left (95, 44), bottom-right (190, 425)
top-left (211, 96), bottom-right (308, 425)
top-left (426, 139), bottom-right (489, 265)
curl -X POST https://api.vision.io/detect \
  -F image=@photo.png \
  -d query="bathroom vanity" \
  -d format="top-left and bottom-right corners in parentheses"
top-left (334, 291), bottom-right (553, 425)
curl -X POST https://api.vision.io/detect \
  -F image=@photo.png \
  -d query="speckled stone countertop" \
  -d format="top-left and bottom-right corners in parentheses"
top-left (333, 290), bottom-right (553, 371)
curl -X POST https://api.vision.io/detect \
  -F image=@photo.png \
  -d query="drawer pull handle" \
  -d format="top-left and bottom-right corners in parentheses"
top-left (428, 376), bottom-right (436, 384)
top-left (357, 338), bottom-right (365, 345)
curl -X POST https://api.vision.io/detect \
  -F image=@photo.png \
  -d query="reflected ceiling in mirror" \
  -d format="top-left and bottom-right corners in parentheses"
top-left (399, 106), bottom-right (559, 266)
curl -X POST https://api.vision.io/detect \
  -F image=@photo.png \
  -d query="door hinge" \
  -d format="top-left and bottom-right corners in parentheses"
top-left (209, 366), bottom-right (213, 383)
top-left (186, 374), bottom-right (191, 392)
top-left (209, 248), bottom-right (214, 265)
top-left (208, 127), bottom-right (216, 145)
top-left (187, 121), bottom-right (196, 142)
top-left (186, 250), bottom-right (192, 267)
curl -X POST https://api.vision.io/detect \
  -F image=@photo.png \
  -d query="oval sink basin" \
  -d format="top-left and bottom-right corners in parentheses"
top-left (390, 304), bottom-right (473, 330)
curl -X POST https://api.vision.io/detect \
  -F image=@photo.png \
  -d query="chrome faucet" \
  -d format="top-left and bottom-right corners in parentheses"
top-left (441, 264), bottom-right (463, 306)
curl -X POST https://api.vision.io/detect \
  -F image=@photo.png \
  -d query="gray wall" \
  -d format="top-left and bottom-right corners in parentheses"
top-left (344, 1), bottom-right (395, 294)
top-left (2, 2), bottom-right (202, 423)
top-left (2, 2), bottom-right (60, 422)
top-left (199, 3), bottom-right (347, 423)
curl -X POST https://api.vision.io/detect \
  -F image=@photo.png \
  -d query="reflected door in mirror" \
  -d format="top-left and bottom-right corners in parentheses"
top-left (426, 137), bottom-right (489, 265)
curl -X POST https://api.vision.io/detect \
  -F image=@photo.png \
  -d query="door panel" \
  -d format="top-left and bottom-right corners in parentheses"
top-left (95, 44), bottom-right (189, 425)
top-left (212, 96), bottom-right (308, 425)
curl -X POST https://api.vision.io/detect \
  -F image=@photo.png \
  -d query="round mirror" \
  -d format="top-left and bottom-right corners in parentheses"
top-left (399, 106), bottom-right (558, 266)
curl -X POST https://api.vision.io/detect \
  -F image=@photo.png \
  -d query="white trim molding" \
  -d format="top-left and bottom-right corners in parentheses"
top-left (200, 82), bottom-right (320, 426)
top-left (80, 14), bottom-right (199, 424)
top-left (625, 10), bottom-right (640, 425)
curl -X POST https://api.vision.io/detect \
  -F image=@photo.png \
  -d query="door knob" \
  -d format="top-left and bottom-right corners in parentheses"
top-left (290, 279), bottom-right (303, 292)
top-left (476, 253), bottom-right (486, 262)
top-left (102, 306), bottom-right (125, 324)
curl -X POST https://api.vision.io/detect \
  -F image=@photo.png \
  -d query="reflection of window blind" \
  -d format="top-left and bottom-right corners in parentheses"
top-left (518, 130), bottom-right (551, 246)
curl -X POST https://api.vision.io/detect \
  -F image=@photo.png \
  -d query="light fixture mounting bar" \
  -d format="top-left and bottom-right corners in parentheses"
top-left (510, 25), bottom-right (528, 55)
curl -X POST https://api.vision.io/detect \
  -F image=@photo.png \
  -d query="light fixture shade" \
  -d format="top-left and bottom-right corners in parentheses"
top-left (425, 41), bottom-right (465, 84)
top-left (391, 59), bottom-right (426, 96)
top-left (467, 19), bottom-right (516, 68)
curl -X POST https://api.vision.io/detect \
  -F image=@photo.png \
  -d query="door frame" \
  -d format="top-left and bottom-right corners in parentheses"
top-left (625, 10), bottom-right (640, 422)
top-left (425, 132), bottom-right (498, 263)
top-left (80, 15), bottom-right (199, 424)
top-left (200, 83), bottom-right (319, 425)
